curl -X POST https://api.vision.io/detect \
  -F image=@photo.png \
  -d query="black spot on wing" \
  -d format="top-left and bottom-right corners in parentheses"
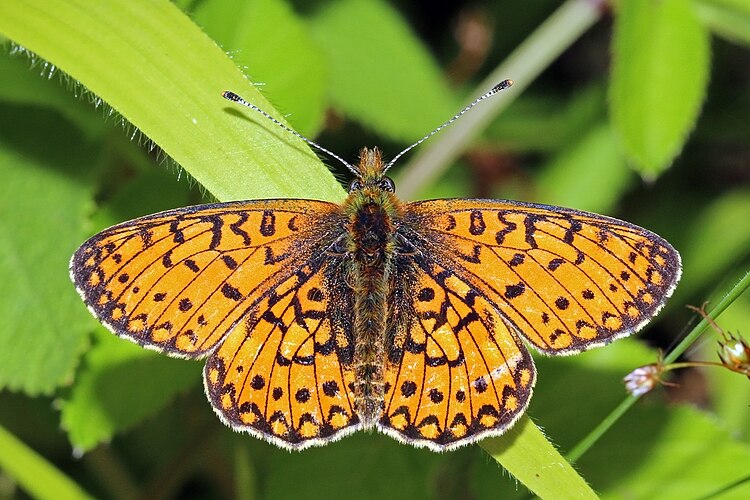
top-left (469, 210), bottom-right (486, 235)
top-left (505, 282), bottom-right (525, 299)
top-left (418, 287), bottom-right (435, 302)
top-left (401, 380), bottom-right (417, 397)
top-left (222, 283), bottom-right (243, 301)
top-left (509, 253), bottom-right (525, 266)
top-left (222, 255), bottom-right (238, 270)
top-left (184, 259), bottom-right (200, 272)
top-left (251, 374), bottom-right (265, 389)
top-left (495, 213), bottom-right (516, 245)
top-left (169, 220), bottom-right (185, 243)
top-left (428, 388), bottom-right (444, 403)
top-left (229, 213), bottom-right (251, 246)
top-left (260, 210), bottom-right (276, 236)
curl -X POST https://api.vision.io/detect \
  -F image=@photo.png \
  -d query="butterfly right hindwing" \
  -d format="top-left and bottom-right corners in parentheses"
top-left (378, 250), bottom-right (535, 450)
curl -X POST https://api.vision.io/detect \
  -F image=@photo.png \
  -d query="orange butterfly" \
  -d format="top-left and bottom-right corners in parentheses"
top-left (70, 81), bottom-right (681, 451)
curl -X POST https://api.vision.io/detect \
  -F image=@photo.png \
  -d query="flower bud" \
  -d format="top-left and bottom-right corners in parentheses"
top-left (717, 334), bottom-right (750, 377)
top-left (624, 364), bottom-right (662, 396)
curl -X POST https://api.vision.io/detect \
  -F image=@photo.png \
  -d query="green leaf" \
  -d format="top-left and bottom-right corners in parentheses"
top-left (0, 424), bottom-right (94, 499)
top-left (192, 0), bottom-right (328, 136)
top-left (60, 327), bottom-right (201, 452)
top-left (481, 417), bottom-right (598, 499)
top-left (0, 51), bottom-right (106, 140)
top-left (610, 0), bottom-right (711, 178)
top-left (696, 0), bottom-right (750, 48)
top-left (0, 0), bottom-right (343, 202)
top-left (0, 105), bottom-right (96, 394)
top-left (308, 0), bottom-right (457, 142)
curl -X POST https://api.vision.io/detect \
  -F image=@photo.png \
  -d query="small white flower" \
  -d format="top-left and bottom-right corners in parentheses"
top-left (623, 364), bottom-right (662, 397)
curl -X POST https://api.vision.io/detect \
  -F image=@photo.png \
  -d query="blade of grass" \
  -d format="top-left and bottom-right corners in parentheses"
top-left (481, 416), bottom-right (598, 499)
top-left (0, 424), bottom-right (94, 499)
top-left (0, 0), bottom-right (343, 202)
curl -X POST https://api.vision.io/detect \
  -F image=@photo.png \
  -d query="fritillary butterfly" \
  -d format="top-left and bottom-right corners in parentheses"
top-left (70, 81), bottom-right (681, 451)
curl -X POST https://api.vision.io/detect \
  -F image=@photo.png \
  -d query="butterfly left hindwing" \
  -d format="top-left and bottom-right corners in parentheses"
top-left (204, 259), bottom-right (362, 449)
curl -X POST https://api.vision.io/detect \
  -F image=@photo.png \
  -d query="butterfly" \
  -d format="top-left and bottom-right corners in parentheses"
top-left (70, 81), bottom-right (682, 451)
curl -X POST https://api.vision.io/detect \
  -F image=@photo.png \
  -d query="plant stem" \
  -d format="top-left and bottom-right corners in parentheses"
top-left (394, 0), bottom-right (606, 200)
top-left (566, 269), bottom-right (750, 463)
top-left (663, 270), bottom-right (750, 366)
top-left (0, 423), bottom-right (93, 499)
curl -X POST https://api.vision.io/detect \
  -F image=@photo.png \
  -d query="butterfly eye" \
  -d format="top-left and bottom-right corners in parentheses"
top-left (379, 177), bottom-right (395, 192)
top-left (349, 179), bottom-right (364, 192)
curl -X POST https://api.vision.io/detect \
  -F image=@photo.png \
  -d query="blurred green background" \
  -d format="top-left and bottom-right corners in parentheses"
top-left (0, 0), bottom-right (749, 498)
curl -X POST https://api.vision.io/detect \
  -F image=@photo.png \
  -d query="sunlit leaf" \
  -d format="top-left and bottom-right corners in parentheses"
top-left (611, 0), bottom-right (710, 178)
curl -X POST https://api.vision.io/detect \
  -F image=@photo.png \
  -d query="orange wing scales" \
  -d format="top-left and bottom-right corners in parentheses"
top-left (71, 201), bottom-right (338, 357)
top-left (405, 200), bottom-right (681, 355)
top-left (204, 265), bottom-right (361, 447)
top-left (378, 258), bottom-right (535, 449)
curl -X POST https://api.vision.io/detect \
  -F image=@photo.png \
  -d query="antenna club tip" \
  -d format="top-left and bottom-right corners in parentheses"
top-left (222, 90), bottom-right (240, 101)
top-left (492, 79), bottom-right (513, 92)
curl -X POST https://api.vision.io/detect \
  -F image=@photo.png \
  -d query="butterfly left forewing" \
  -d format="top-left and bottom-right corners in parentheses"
top-left (70, 200), bottom-right (339, 357)
top-left (402, 199), bottom-right (681, 355)
top-left (378, 256), bottom-right (535, 450)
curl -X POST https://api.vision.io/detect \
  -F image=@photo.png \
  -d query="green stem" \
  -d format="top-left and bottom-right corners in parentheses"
top-left (393, 0), bottom-right (605, 200)
top-left (0, 423), bottom-right (94, 500)
top-left (694, 472), bottom-right (750, 500)
top-left (664, 360), bottom-right (726, 371)
top-left (663, 270), bottom-right (750, 366)
top-left (566, 269), bottom-right (750, 462)
top-left (234, 443), bottom-right (257, 500)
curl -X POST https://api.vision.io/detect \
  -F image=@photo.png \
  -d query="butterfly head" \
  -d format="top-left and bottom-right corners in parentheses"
top-left (348, 147), bottom-right (396, 195)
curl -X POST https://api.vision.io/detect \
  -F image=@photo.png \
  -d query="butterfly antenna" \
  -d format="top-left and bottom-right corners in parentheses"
top-left (222, 91), bottom-right (359, 176)
top-left (384, 79), bottom-right (514, 171)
